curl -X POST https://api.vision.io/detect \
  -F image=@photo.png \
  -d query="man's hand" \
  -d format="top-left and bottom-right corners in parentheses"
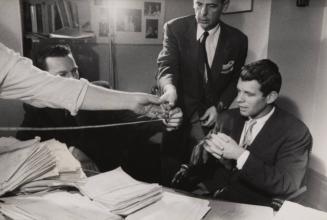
top-left (204, 132), bottom-right (245, 160)
top-left (130, 92), bottom-right (165, 118)
top-left (200, 106), bottom-right (217, 127)
top-left (159, 84), bottom-right (177, 107)
top-left (163, 107), bottom-right (183, 131)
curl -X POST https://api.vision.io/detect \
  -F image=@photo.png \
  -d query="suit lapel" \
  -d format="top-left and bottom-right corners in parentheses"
top-left (248, 108), bottom-right (279, 150)
top-left (185, 20), bottom-right (204, 77)
top-left (211, 22), bottom-right (232, 82)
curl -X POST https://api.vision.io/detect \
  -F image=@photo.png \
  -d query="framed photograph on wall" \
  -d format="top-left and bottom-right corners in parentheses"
top-left (91, 0), bottom-right (165, 44)
top-left (223, 0), bottom-right (253, 14)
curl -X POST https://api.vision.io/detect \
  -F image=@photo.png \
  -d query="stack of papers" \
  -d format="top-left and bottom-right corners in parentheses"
top-left (80, 167), bottom-right (162, 216)
top-left (0, 191), bottom-right (122, 220)
top-left (0, 137), bottom-right (56, 196)
top-left (0, 137), bottom-right (85, 196)
top-left (126, 191), bottom-right (210, 220)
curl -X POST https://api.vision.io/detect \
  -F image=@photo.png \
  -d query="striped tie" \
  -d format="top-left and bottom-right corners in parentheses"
top-left (241, 119), bottom-right (257, 149)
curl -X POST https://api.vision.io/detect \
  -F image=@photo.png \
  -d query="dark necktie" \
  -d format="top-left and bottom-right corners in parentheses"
top-left (199, 31), bottom-right (214, 111)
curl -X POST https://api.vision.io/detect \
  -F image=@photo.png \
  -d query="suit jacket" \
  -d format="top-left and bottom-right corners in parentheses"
top-left (16, 104), bottom-right (80, 147)
top-left (157, 15), bottom-right (248, 118)
top-left (201, 107), bottom-right (312, 206)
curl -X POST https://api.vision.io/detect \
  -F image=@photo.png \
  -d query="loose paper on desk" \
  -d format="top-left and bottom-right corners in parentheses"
top-left (126, 191), bottom-right (210, 220)
top-left (274, 201), bottom-right (327, 220)
top-left (79, 167), bottom-right (162, 216)
top-left (204, 200), bottom-right (274, 220)
top-left (0, 191), bottom-right (122, 220)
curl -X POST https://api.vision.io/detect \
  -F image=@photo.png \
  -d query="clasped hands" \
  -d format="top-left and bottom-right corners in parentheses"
top-left (191, 132), bottom-right (245, 165)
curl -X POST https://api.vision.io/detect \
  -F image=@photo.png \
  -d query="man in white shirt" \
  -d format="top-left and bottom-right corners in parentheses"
top-left (172, 59), bottom-right (312, 207)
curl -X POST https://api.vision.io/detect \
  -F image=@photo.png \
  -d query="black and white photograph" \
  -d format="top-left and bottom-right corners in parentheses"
top-left (1, 0), bottom-right (327, 219)
top-left (144, 2), bottom-right (161, 17)
top-left (116, 8), bottom-right (142, 32)
top-left (145, 19), bottom-right (158, 38)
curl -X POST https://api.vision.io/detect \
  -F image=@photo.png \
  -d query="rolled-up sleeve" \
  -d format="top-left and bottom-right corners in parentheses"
top-left (0, 43), bottom-right (89, 115)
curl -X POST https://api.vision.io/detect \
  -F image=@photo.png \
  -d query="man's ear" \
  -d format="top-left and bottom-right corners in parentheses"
top-left (222, 0), bottom-right (230, 12)
top-left (266, 91), bottom-right (279, 104)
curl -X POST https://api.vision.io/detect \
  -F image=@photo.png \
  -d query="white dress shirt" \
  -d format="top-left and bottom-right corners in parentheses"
top-left (196, 24), bottom-right (221, 82)
top-left (236, 107), bottom-right (276, 169)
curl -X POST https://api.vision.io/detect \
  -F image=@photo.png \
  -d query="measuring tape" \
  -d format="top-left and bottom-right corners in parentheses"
top-left (0, 119), bottom-right (164, 131)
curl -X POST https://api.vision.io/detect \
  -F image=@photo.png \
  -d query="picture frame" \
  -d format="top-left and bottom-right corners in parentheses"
top-left (91, 0), bottom-right (165, 44)
top-left (223, 0), bottom-right (253, 14)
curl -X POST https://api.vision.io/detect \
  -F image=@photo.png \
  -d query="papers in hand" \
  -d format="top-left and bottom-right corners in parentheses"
top-left (0, 137), bottom-right (85, 196)
top-left (80, 167), bottom-right (162, 216)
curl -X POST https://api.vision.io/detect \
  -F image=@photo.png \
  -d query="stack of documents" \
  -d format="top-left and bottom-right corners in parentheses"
top-left (0, 191), bottom-right (122, 220)
top-left (0, 137), bottom-right (56, 196)
top-left (126, 191), bottom-right (210, 220)
top-left (0, 137), bottom-right (85, 196)
top-left (80, 167), bottom-right (162, 216)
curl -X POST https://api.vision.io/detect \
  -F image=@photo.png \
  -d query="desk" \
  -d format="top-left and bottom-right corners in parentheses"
top-left (129, 188), bottom-right (274, 220)
top-left (204, 199), bottom-right (273, 220)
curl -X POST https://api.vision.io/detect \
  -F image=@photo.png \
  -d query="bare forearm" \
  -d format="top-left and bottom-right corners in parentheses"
top-left (81, 84), bottom-right (134, 110)
top-left (81, 84), bottom-right (163, 118)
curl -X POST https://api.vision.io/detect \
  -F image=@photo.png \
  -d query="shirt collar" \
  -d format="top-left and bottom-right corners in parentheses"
top-left (196, 24), bottom-right (220, 41)
top-left (249, 107), bottom-right (275, 124)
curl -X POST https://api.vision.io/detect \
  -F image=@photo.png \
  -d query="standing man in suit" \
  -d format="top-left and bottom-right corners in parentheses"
top-left (156, 0), bottom-right (248, 184)
top-left (173, 59), bottom-right (312, 206)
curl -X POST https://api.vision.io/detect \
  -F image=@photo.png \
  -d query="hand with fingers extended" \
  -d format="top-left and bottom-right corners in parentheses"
top-left (204, 132), bottom-right (245, 160)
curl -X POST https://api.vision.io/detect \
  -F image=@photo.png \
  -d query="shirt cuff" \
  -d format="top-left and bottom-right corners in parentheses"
top-left (236, 150), bottom-right (250, 170)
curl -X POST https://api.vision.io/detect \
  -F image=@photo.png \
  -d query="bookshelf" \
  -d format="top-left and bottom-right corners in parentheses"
top-left (21, 0), bottom-right (99, 81)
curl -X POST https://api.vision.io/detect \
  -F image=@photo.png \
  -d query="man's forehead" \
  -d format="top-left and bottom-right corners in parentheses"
top-left (237, 79), bottom-right (262, 91)
top-left (194, 0), bottom-right (223, 4)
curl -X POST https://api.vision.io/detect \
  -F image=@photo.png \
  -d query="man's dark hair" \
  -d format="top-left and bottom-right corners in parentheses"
top-left (35, 44), bottom-right (72, 70)
top-left (240, 59), bottom-right (282, 96)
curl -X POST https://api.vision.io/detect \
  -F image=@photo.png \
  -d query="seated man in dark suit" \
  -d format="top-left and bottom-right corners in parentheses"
top-left (17, 44), bottom-right (182, 179)
top-left (172, 59), bottom-right (312, 206)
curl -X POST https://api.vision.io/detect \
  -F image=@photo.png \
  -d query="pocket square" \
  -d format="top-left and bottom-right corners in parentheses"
top-left (221, 60), bottom-right (235, 74)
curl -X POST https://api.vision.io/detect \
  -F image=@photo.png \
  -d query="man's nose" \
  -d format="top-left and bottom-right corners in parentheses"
top-left (236, 93), bottom-right (244, 103)
top-left (200, 6), bottom-right (208, 16)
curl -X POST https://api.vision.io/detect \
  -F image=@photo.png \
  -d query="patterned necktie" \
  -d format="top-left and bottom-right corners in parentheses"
top-left (200, 31), bottom-right (210, 81)
top-left (241, 119), bottom-right (257, 149)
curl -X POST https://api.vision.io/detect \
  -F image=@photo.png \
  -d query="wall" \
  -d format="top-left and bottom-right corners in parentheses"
top-left (221, 0), bottom-right (272, 63)
top-left (0, 0), bottom-right (25, 136)
top-left (268, 0), bottom-right (326, 174)
top-left (308, 1), bottom-right (327, 211)
top-left (0, 0), bottom-right (23, 53)
top-left (111, 0), bottom-right (272, 92)
top-left (114, 0), bottom-right (194, 92)
top-left (268, 0), bottom-right (327, 211)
